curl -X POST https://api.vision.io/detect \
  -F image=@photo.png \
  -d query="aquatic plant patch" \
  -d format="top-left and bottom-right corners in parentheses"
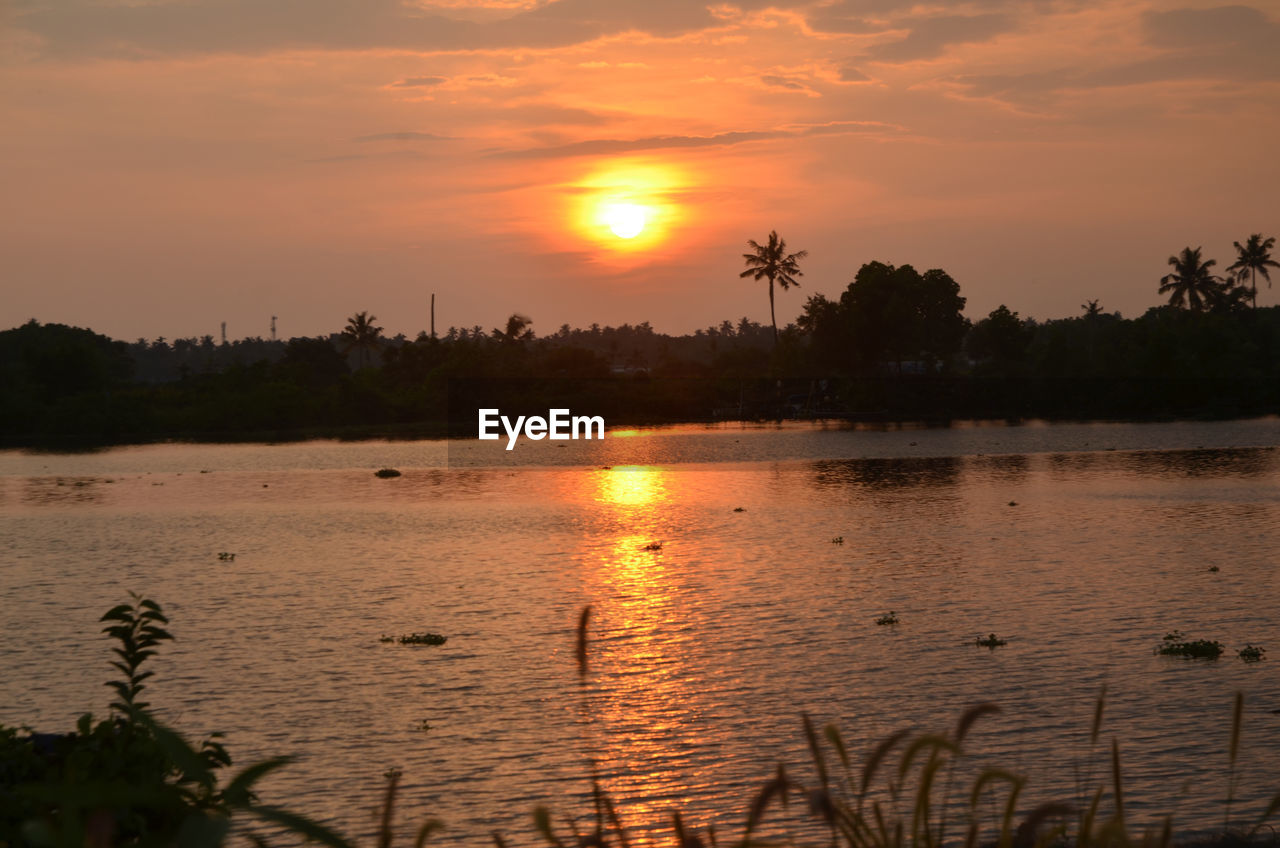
top-left (1155, 631), bottom-right (1224, 658)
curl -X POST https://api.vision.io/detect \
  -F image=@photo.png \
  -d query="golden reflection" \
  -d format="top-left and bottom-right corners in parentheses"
top-left (575, 465), bottom-right (714, 842)
top-left (593, 464), bottom-right (667, 508)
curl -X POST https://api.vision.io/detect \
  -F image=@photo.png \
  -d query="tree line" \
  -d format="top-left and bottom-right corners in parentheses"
top-left (2, 233), bottom-right (1278, 444)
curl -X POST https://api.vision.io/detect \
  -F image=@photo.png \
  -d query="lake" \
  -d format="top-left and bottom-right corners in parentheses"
top-left (2, 418), bottom-right (1279, 845)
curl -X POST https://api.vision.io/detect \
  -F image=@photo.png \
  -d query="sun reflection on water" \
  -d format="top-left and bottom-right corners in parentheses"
top-left (592, 464), bottom-right (668, 509)
top-left (575, 465), bottom-right (718, 840)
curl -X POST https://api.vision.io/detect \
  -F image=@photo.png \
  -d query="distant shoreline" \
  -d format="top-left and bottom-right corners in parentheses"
top-left (6, 409), bottom-right (1277, 452)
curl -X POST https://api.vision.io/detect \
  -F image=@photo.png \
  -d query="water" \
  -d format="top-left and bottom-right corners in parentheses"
top-left (2, 419), bottom-right (1279, 845)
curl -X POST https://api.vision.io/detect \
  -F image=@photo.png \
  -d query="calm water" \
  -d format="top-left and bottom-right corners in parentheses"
top-left (2, 419), bottom-right (1279, 845)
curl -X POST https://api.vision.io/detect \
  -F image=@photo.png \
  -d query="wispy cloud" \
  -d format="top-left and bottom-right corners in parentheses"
top-left (488, 121), bottom-right (897, 159)
top-left (391, 76), bottom-right (447, 88)
top-left (865, 13), bottom-right (1014, 63)
top-left (13, 0), bottom-right (751, 56)
top-left (353, 131), bottom-right (453, 142)
top-left (952, 4), bottom-right (1280, 105)
top-left (307, 149), bottom-right (435, 163)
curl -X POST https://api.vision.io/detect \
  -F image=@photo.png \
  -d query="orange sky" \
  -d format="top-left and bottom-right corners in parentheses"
top-left (3, 0), bottom-right (1279, 341)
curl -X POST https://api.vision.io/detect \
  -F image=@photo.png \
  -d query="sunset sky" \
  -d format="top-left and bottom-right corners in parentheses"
top-left (4, 0), bottom-right (1279, 342)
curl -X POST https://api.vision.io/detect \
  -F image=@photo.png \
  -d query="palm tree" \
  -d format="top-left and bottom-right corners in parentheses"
top-left (740, 230), bottom-right (807, 343)
top-left (340, 311), bottom-right (384, 369)
top-left (1159, 247), bottom-right (1221, 312)
top-left (494, 313), bottom-right (533, 343)
top-left (1208, 274), bottom-right (1251, 313)
top-left (1226, 234), bottom-right (1280, 308)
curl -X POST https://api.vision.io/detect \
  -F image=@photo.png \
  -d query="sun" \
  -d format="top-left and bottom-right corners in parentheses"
top-left (603, 203), bottom-right (647, 239)
top-left (564, 161), bottom-right (687, 256)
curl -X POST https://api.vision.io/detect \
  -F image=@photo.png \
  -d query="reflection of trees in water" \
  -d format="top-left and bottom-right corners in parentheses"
top-left (809, 456), bottom-right (962, 491)
top-left (1123, 447), bottom-right (1276, 477)
top-left (969, 453), bottom-right (1029, 481)
top-left (22, 477), bottom-right (107, 504)
top-left (1047, 447), bottom-right (1276, 478)
top-left (1046, 452), bottom-right (1099, 475)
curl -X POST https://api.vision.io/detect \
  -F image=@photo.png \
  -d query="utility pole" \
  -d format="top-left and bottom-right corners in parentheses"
top-left (220, 322), bottom-right (227, 345)
top-left (431, 293), bottom-right (436, 339)
top-left (271, 316), bottom-right (277, 341)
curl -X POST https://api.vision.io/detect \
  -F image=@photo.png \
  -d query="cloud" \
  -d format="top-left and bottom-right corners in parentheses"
top-left (760, 74), bottom-right (810, 91)
top-left (838, 65), bottom-right (870, 82)
top-left (354, 131), bottom-right (453, 142)
top-left (488, 121), bottom-right (897, 159)
top-left (952, 5), bottom-right (1280, 104)
top-left (308, 149), bottom-right (435, 163)
top-left (865, 13), bottom-right (1015, 63)
top-left (1142, 5), bottom-right (1278, 50)
top-left (391, 76), bottom-right (447, 88)
top-left (11, 0), bottom-right (765, 57)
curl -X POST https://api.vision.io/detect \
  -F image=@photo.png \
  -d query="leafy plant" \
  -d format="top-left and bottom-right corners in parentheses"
top-left (975, 633), bottom-right (1006, 648)
top-left (1155, 631), bottom-right (1224, 659)
top-left (0, 595), bottom-right (354, 848)
top-left (876, 612), bottom-right (899, 626)
top-left (374, 468), bottom-right (402, 478)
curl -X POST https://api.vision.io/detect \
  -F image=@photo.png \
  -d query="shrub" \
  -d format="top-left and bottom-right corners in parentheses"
top-left (0, 594), bottom-right (351, 848)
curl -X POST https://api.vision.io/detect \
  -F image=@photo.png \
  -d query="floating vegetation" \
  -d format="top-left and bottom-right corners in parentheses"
top-left (1239, 644), bottom-right (1266, 662)
top-left (375, 468), bottom-right (402, 478)
top-left (831, 536), bottom-right (844, 545)
top-left (378, 634), bottom-right (394, 643)
top-left (975, 633), bottom-right (1006, 648)
top-left (217, 552), bottom-right (236, 561)
top-left (1155, 631), bottom-right (1223, 659)
top-left (415, 719), bottom-right (432, 732)
top-left (642, 541), bottom-right (663, 551)
top-left (1208, 565), bottom-right (1220, 572)
top-left (875, 612), bottom-right (899, 626)
top-left (399, 632), bottom-right (447, 646)
top-left (1007, 501), bottom-right (1018, 507)
top-left (733, 507), bottom-right (745, 512)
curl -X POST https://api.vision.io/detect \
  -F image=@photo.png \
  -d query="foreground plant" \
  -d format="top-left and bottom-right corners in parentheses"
top-left (0, 594), bottom-right (352, 848)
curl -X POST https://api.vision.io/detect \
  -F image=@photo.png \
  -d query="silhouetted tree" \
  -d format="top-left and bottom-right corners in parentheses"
top-left (340, 311), bottom-right (383, 369)
top-left (1208, 275), bottom-right (1252, 314)
top-left (1226, 234), bottom-right (1280, 308)
top-left (277, 337), bottom-right (348, 387)
top-left (1159, 247), bottom-right (1220, 312)
top-left (1082, 300), bottom-right (1103, 318)
top-left (967, 305), bottom-right (1034, 369)
top-left (740, 230), bottom-right (807, 344)
top-left (495, 313), bottom-right (533, 343)
top-left (839, 261), bottom-right (968, 371)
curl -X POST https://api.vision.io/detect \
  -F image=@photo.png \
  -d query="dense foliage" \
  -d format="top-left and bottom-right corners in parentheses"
top-left (5, 251), bottom-right (1280, 444)
top-left (0, 596), bottom-right (347, 848)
